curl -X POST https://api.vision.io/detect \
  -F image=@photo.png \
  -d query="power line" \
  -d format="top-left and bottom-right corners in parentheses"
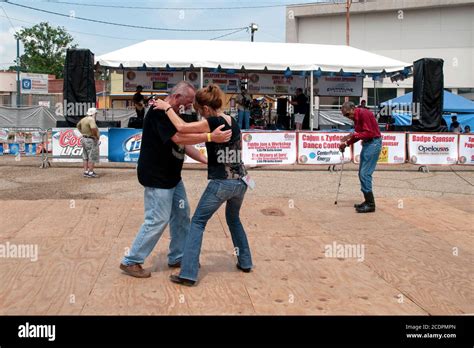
top-left (4, 1), bottom-right (248, 32)
top-left (0, 5), bottom-right (17, 33)
top-left (210, 27), bottom-right (248, 41)
top-left (0, 14), bottom-right (141, 41)
top-left (37, 0), bottom-right (299, 11)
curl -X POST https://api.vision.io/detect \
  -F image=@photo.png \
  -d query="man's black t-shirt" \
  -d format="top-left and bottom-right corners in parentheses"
top-left (205, 116), bottom-right (247, 180)
top-left (294, 94), bottom-right (308, 114)
top-left (137, 108), bottom-right (185, 189)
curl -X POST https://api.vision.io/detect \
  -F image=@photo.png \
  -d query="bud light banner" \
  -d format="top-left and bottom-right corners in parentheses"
top-left (458, 134), bottom-right (474, 165)
top-left (408, 133), bottom-right (458, 165)
top-left (297, 132), bottom-right (352, 165)
top-left (353, 133), bottom-right (406, 164)
top-left (52, 128), bottom-right (109, 162)
top-left (108, 128), bottom-right (142, 163)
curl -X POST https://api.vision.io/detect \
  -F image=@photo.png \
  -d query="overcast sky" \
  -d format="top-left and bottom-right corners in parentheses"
top-left (0, 0), bottom-right (329, 70)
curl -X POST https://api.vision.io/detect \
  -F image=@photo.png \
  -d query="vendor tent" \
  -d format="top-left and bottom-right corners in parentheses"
top-left (95, 40), bottom-right (410, 73)
top-left (381, 91), bottom-right (474, 113)
top-left (381, 91), bottom-right (474, 128)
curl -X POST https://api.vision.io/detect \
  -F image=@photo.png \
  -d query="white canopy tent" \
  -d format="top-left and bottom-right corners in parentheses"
top-left (95, 40), bottom-right (411, 128)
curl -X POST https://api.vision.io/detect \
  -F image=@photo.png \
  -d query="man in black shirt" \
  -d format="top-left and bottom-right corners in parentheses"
top-left (133, 85), bottom-right (146, 119)
top-left (120, 81), bottom-right (232, 278)
top-left (290, 88), bottom-right (308, 130)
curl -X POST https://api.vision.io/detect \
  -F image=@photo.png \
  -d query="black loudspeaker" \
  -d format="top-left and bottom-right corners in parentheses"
top-left (56, 120), bottom-right (71, 128)
top-left (277, 97), bottom-right (288, 116)
top-left (63, 49), bottom-right (97, 117)
top-left (412, 58), bottom-right (444, 132)
top-left (96, 120), bottom-right (121, 128)
top-left (127, 117), bottom-right (143, 129)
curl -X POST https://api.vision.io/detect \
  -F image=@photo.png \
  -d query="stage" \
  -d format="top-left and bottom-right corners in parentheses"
top-left (0, 159), bottom-right (472, 315)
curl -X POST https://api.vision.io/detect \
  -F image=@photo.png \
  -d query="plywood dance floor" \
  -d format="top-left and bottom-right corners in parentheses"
top-left (0, 196), bottom-right (472, 315)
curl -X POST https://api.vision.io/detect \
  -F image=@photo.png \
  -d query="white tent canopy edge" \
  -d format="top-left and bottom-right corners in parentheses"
top-left (95, 40), bottom-right (411, 74)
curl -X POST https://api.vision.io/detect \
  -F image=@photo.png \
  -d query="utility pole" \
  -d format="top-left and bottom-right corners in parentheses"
top-left (250, 23), bottom-right (258, 42)
top-left (344, 0), bottom-right (352, 103)
top-left (346, 0), bottom-right (352, 46)
top-left (16, 37), bottom-right (20, 107)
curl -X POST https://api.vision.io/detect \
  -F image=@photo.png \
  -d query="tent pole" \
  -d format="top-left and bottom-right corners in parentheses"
top-left (310, 71), bottom-right (315, 130)
top-left (200, 68), bottom-right (204, 89)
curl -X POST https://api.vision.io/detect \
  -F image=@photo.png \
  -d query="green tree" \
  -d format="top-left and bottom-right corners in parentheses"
top-left (9, 22), bottom-right (77, 78)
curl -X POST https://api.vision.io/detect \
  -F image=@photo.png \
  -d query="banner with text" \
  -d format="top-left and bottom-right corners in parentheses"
top-left (247, 73), bottom-right (305, 95)
top-left (52, 128), bottom-right (109, 162)
top-left (458, 134), bottom-right (474, 165)
top-left (20, 73), bottom-right (49, 94)
top-left (353, 133), bottom-right (406, 164)
top-left (123, 71), bottom-right (184, 92)
top-left (313, 76), bottom-right (363, 97)
top-left (241, 131), bottom-right (297, 165)
top-left (297, 132), bottom-right (351, 164)
top-left (186, 72), bottom-right (241, 93)
top-left (408, 133), bottom-right (458, 165)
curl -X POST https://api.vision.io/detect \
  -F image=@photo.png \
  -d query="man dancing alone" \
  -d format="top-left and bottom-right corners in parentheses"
top-left (339, 102), bottom-right (382, 213)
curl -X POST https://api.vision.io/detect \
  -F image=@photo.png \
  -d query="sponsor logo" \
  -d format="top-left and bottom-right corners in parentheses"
top-left (243, 134), bottom-right (252, 142)
top-left (57, 130), bottom-right (83, 156)
top-left (417, 145), bottom-right (450, 154)
top-left (284, 133), bottom-right (295, 141)
top-left (123, 134), bottom-right (142, 153)
top-left (122, 133), bottom-right (142, 162)
top-left (299, 155), bottom-right (308, 164)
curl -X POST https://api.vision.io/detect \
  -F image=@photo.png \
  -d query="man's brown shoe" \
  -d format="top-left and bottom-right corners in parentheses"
top-left (120, 263), bottom-right (151, 278)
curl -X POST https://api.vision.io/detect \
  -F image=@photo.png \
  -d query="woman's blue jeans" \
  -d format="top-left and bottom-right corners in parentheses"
top-left (179, 179), bottom-right (253, 282)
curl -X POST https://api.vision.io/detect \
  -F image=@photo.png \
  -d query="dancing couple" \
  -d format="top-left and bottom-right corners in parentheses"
top-left (120, 81), bottom-right (253, 286)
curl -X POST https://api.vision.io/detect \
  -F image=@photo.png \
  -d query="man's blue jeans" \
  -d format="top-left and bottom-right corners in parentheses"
top-left (238, 110), bottom-right (250, 130)
top-left (179, 179), bottom-right (253, 282)
top-left (359, 138), bottom-right (382, 193)
top-left (122, 180), bottom-right (190, 266)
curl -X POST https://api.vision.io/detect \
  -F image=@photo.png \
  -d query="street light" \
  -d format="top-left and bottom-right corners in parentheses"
top-left (250, 23), bottom-right (258, 42)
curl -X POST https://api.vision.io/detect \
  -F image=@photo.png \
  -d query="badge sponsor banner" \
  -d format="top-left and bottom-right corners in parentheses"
top-left (408, 133), bottom-right (458, 165)
top-left (353, 133), bottom-right (406, 164)
top-left (52, 128), bottom-right (109, 162)
top-left (107, 128), bottom-right (142, 163)
top-left (241, 131), bottom-right (297, 165)
top-left (313, 76), bottom-right (363, 97)
top-left (184, 143), bottom-right (208, 164)
top-left (123, 70), bottom-right (184, 92)
top-left (458, 134), bottom-right (474, 165)
top-left (297, 132), bottom-right (351, 164)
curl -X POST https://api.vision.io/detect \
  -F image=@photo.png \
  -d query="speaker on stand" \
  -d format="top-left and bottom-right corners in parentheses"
top-left (412, 58), bottom-right (444, 132)
top-left (63, 49), bottom-right (97, 123)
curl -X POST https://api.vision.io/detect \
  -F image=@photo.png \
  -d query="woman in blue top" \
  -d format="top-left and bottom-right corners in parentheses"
top-left (154, 84), bottom-right (253, 286)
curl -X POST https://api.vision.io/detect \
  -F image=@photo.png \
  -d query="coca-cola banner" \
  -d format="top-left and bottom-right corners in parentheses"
top-left (51, 128), bottom-right (109, 162)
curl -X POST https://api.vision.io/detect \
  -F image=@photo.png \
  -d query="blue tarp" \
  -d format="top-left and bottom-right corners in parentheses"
top-left (381, 91), bottom-right (474, 113)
